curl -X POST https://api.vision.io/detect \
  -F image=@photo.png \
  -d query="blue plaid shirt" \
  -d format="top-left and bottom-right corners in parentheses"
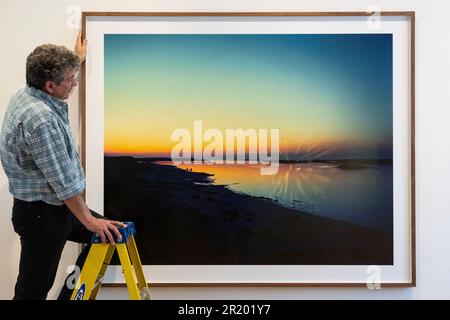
top-left (0, 85), bottom-right (85, 205)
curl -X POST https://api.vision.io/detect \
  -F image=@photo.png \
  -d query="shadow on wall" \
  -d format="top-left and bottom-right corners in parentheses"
top-left (0, 169), bottom-right (19, 299)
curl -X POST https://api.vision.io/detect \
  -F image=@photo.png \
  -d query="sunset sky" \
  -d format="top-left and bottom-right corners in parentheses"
top-left (104, 34), bottom-right (393, 160)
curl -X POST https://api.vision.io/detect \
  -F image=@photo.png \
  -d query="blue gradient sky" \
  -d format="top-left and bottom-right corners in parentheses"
top-left (104, 34), bottom-right (393, 160)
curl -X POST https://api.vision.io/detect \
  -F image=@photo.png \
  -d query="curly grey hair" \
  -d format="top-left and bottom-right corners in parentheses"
top-left (26, 44), bottom-right (80, 90)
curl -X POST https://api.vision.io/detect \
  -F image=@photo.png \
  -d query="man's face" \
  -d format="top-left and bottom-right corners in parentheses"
top-left (45, 68), bottom-right (78, 100)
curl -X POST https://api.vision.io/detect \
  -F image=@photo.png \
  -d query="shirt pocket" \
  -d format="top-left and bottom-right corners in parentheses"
top-left (56, 121), bottom-right (74, 155)
top-left (15, 123), bottom-right (30, 165)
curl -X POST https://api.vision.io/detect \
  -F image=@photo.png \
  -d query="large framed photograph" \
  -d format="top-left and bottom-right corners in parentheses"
top-left (82, 12), bottom-right (415, 286)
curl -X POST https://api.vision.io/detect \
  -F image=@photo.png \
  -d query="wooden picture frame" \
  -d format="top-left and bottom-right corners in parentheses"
top-left (82, 11), bottom-right (415, 287)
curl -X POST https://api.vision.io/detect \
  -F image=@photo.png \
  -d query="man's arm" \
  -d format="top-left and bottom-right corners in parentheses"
top-left (69, 33), bottom-right (127, 243)
top-left (74, 31), bottom-right (87, 63)
top-left (25, 118), bottom-right (125, 244)
top-left (64, 194), bottom-right (126, 245)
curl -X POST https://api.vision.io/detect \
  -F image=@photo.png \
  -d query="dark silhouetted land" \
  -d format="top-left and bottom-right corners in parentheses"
top-left (104, 156), bottom-right (393, 265)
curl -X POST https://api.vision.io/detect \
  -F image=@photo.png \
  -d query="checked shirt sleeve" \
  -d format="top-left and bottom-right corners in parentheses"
top-left (25, 117), bottom-right (86, 201)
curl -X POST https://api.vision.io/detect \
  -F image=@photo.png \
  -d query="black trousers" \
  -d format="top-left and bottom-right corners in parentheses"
top-left (11, 198), bottom-right (103, 300)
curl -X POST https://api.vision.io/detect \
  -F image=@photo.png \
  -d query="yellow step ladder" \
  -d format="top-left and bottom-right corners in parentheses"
top-left (70, 222), bottom-right (151, 300)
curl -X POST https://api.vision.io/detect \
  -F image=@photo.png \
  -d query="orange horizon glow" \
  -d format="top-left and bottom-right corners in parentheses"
top-left (104, 134), bottom-right (378, 157)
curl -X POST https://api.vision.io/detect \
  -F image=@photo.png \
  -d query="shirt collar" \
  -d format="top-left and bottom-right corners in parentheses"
top-left (25, 85), bottom-right (68, 110)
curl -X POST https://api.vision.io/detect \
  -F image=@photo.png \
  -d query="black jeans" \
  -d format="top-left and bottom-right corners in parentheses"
top-left (11, 198), bottom-right (103, 300)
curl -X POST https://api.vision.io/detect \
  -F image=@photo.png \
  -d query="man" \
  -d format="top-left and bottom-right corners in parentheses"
top-left (0, 33), bottom-right (125, 300)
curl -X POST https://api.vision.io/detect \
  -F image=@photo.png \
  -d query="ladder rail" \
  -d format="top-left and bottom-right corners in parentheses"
top-left (89, 244), bottom-right (115, 300)
top-left (126, 236), bottom-right (149, 293)
top-left (116, 242), bottom-right (141, 300)
top-left (71, 244), bottom-right (111, 300)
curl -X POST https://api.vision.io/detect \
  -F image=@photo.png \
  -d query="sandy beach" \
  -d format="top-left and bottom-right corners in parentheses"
top-left (104, 156), bottom-right (393, 265)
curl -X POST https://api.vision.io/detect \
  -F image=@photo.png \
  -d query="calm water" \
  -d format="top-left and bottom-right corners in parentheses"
top-left (159, 162), bottom-right (393, 232)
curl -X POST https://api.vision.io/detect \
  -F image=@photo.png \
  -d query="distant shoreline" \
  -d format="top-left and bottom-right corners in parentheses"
top-left (106, 155), bottom-right (392, 172)
top-left (104, 155), bottom-right (393, 165)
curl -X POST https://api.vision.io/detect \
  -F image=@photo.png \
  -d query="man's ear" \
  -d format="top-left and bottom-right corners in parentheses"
top-left (43, 80), bottom-right (54, 94)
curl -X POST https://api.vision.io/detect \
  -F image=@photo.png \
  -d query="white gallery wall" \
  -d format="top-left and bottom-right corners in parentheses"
top-left (0, 0), bottom-right (449, 299)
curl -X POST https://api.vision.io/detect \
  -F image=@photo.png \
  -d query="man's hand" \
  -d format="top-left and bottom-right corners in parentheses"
top-left (64, 194), bottom-right (126, 245)
top-left (85, 217), bottom-right (126, 245)
top-left (74, 31), bottom-right (87, 63)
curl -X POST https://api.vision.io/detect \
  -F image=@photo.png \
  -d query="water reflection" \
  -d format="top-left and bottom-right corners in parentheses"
top-left (159, 162), bottom-right (393, 231)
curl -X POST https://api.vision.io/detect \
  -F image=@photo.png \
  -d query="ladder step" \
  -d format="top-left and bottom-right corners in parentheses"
top-left (91, 221), bottom-right (137, 244)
